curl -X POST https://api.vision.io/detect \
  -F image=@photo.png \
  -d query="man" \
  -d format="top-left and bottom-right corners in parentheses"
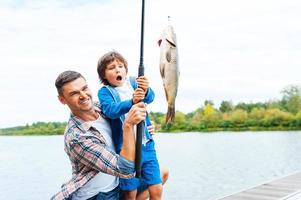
top-left (52, 71), bottom-right (168, 200)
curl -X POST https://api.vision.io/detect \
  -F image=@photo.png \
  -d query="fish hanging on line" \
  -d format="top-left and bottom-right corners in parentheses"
top-left (158, 16), bottom-right (179, 124)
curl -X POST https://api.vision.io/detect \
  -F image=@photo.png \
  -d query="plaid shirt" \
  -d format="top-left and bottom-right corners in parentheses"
top-left (51, 103), bottom-right (135, 200)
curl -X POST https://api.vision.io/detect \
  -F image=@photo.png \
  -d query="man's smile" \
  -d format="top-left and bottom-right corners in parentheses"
top-left (79, 98), bottom-right (90, 105)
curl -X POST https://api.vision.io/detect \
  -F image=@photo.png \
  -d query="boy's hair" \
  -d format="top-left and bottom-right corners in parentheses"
top-left (97, 50), bottom-right (128, 85)
top-left (55, 70), bottom-right (85, 95)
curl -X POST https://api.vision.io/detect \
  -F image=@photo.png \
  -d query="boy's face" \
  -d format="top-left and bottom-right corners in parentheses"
top-left (104, 59), bottom-right (127, 87)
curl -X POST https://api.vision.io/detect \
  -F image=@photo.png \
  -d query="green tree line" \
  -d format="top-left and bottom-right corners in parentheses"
top-left (151, 85), bottom-right (301, 132)
top-left (1, 85), bottom-right (301, 135)
top-left (0, 122), bottom-right (66, 136)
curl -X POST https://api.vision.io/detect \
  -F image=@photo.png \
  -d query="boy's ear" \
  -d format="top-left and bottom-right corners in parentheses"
top-left (58, 95), bottom-right (66, 105)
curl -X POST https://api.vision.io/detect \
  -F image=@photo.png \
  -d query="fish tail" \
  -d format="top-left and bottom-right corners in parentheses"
top-left (166, 106), bottom-right (175, 124)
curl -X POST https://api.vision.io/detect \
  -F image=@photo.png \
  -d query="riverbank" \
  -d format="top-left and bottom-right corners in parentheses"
top-left (160, 126), bottom-right (301, 133)
top-left (1, 121), bottom-right (301, 135)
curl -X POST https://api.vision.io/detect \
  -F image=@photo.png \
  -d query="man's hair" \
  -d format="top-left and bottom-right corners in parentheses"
top-left (55, 70), bottom-right (85, 95)
top-left (97, 50), bottom-right (128, 85)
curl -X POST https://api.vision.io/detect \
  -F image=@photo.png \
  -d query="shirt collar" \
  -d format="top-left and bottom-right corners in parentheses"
top-left (69, 102), bottom-right (102, 133)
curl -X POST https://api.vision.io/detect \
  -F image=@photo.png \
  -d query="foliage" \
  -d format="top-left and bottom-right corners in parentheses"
top-left (219, 100), bottom-right (234, 113)
top-left (204, 100), bottom-right (214, 106)
top-left (229, 109), bottom-right (248, 125)
top-left (0, 122), bottom-right (66, 136)
top-left (2, 85), bottom-right (301, 135)
top-left (155, 85), bottom-right (301, 132)
top-left (281, 85), bottom-right (301, 114)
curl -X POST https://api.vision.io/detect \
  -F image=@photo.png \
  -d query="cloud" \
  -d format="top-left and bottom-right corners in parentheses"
top-left (1, 0), bottom-right (301, 127)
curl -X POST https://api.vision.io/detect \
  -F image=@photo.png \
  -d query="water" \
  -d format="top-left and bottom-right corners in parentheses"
top-left (1, 131), bottom-right (301, 200)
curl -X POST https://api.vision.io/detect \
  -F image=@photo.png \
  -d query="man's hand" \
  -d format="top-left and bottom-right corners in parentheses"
top-left (124, 102), bottom-right (147, 126)
top-left (132, 88), bottom-right (145, 104)
top-left (136, 76), bottom-right (149, 93)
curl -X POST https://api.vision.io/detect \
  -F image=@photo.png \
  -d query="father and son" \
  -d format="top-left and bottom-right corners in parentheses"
top-left (51, 51), bottom-right (169, 200)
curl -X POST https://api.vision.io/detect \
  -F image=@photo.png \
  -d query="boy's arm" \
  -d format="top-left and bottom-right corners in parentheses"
top-left (143, 87), bottom-right (155, 104)
top-left (98, 87), bottom-right (133, 119)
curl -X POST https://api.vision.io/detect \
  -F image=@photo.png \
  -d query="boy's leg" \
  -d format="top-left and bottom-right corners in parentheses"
top-left (122, 189), bottom-right (137, 200)
top-left (161, 167), bottom-right (169, 185)
top-left (148, 183), bottom-right (163, 200)
top-left (136, 167), bottom-right (169, 200)
top-left (120, 177), bottom-right (140, 200)
top-left (140, 140), bottom-right (163, 200)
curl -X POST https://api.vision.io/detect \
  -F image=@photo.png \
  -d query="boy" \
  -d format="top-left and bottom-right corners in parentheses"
top-left (97, 51), bottom-right (162, 200)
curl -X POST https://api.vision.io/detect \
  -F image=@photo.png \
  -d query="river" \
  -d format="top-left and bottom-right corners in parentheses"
top-left (1, 131), bottom-right (301, 200)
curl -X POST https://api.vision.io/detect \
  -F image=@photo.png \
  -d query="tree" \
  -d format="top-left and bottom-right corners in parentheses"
top-left (202, 104), bottom-right (221, 128)
top-left (149, 112), bottom-right (165, 125)
top-left (281, 85), bottom-right (301, 114)
top-left (204, 100), bottom-right (214, 106)
top-left (263, 108), bottom-right (293, 127)
top-left (219, 100), bottom-right (234, 113)
top-left (160, 111), bottom-right (187, 131)
top-left (294, 111), bottom-right (301, 127)
top-left (266, 100), bottom-right (281, 109)
top-left (229, 109), bottom-right (248, 125)
top-left (172, 111), bottom-right (187, 130)
top-left (249, 108), bottom-right (265, 120)
top-left (191, 109), bottom-right (202, 128)
top-left (203, 103), bottom-right (215, 116)
top-left (235, 102), bottom-right (249, 112)
top-left (234, 102), bottom-right (266, 112)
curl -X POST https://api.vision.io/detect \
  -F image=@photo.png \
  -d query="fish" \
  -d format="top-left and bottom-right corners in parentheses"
top-left (158, 17), bottom-right (179, 124)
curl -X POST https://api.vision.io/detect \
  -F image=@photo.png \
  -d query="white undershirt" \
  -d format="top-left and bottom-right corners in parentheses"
top-left (115, 78), bottom-right (148, 144)
top-left (115, 78), bottom-right (134, 107)
top-left (72, 115), bottom-right (119, 200)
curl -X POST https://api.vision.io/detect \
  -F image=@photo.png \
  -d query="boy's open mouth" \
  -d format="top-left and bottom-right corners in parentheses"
top-left (116, 75), bottom-right (122, 81)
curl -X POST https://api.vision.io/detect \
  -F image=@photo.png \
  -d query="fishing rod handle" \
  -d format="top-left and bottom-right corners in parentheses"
top-left (135, 121), bottom-right (144, 177)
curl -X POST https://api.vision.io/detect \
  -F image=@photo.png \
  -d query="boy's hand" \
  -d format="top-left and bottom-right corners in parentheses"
top-left (147, 124), bottom-right (155, 135)
top-left (136, 76), bottom-right (149, 93)
top-left (133, 88), bottom-right (145, 104)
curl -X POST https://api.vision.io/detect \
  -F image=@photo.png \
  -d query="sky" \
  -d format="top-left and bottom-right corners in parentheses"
top-left (0, 0), bottom-right (301, 128)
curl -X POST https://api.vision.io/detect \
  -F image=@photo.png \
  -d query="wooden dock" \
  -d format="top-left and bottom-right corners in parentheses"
top-left (218, 171), bottom-right (301, 200)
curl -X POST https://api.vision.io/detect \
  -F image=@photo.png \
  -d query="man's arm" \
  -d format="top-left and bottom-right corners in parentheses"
top-left (120, 102), bottom-right (147, 160)
top-left (71, 137), bottom-right (134, 179)
top-left (71, 102), bottom-right (147, 178)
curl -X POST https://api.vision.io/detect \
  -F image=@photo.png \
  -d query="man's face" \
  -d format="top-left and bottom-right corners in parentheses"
top-left (58, 77), bottom-right (93, 116)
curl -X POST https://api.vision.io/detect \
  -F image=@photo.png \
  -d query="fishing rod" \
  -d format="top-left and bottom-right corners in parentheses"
top-left (135, 0), bottom-right (145, 178)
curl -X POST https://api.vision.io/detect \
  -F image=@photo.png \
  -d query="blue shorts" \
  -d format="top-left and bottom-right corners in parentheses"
top-left (120, 140), bottom-right (162, 191)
